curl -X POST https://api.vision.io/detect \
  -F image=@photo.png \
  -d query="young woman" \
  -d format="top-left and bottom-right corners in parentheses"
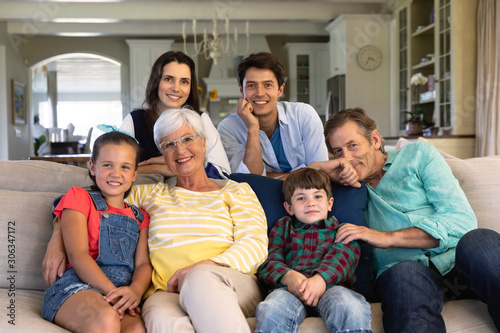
top-left (42, 126), bottom-right (152, 333)
top-left (120, 51), bottom-right (230, 179)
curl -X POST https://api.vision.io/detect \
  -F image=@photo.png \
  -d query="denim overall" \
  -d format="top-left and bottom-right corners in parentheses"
top-left (42, 190), bottom-right (144, 322)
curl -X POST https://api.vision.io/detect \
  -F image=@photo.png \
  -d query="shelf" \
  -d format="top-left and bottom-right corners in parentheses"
top-left (413, 98), bottom-right (435, 105)
top-left (412, 23), bottom-right (435, 37)
top-left (412, 59), bottom-right (435, 70)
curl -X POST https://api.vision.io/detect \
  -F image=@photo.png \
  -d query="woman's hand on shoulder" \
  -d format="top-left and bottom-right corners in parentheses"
top-left (138, 156), bottom-right (166, 166)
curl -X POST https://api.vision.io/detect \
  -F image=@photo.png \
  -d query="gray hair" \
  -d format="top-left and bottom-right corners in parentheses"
top-left (153, 107), bottom-right (206, 153)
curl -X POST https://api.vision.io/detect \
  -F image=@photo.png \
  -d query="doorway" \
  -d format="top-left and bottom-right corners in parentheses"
top-left (31, 53), bottom-right (122, 156)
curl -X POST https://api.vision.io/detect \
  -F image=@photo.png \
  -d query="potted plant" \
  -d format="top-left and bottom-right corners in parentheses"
top-left (405, 73), bottom-right (428, 135)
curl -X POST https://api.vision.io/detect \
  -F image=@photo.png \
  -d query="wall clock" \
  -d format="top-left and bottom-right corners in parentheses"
top-left (356, 45), bottom-right (382, 71)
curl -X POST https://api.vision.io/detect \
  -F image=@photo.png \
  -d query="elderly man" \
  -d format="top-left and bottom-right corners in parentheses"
top-left (310, 107), bottom-right (500, 333)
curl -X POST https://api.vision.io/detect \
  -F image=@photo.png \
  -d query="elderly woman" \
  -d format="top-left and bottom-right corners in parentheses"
top-left (129, 107), bottom-right (268, 332)
top-left (43, 107), bottom-right (268, 333)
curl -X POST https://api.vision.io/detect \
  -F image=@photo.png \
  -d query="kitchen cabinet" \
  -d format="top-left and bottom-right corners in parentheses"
top-left (285, 43), bottom-right (330, 120)
top-left (393, 0), bottom-right (478, 135)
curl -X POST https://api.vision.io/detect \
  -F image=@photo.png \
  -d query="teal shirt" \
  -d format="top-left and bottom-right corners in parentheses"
top-left (367, 143), bottom-right (477, 279)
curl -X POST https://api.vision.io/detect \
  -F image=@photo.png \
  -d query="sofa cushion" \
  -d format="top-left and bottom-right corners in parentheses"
top-left (0, 289), bottom-right (69, 332)
top-left (229, 173), bottom-right (368, 231)
top-left (0, 160), bottom-right (164, 193)
top-left (0, 190), bottom-right (63, 292)
top-left (444, 155), bottom-right (500, 233)
top-left (0, 160), bottom-right (91, 193)
top-left (229, 173), bottom-right (288, 228)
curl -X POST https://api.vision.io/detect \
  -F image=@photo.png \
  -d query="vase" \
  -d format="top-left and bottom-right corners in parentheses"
top-left (406, 119), bottom-right (423, 136)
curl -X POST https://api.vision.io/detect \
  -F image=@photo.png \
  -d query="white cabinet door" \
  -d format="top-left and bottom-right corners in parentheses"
top-left (285, 43), bottom-right (330, 120)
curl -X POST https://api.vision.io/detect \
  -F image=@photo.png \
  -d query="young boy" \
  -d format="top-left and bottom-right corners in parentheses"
top-left (256, 168), bottom-right (372, 333)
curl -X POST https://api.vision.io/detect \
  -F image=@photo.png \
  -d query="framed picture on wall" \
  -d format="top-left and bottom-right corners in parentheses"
top-left (12, 80), bottom-right (27, 125)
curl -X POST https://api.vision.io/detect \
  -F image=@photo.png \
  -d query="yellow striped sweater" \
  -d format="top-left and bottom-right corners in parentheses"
top-left (127, 180), bottom-right (268, 297)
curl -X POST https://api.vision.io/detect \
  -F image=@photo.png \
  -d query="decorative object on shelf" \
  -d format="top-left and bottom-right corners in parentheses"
top-left (356, 45), bottom-right (382, 71)
top-left (199, 87), bottom-right (218, 111)
top-left (405, 73), bottom-right (429, 135)
top-left (422, 126), bottom-right (439, 136)
top-left (11, 80), bottom-right (27, 125)
top-left (406, 118), bottom-right (423, 136)
top-left (182, 16), bottom-right (250, 66)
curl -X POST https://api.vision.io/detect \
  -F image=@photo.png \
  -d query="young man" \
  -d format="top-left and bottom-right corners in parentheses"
top-left (256, 168), bottom-right (372, 333)
top-left (217, 52), bottom-right (328, 179)
top-left (311, 107), bottom-right (500, 333)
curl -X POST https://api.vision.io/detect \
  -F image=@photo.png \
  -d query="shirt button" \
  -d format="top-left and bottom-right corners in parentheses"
top-left (102, 213), bottom-right (109, 219)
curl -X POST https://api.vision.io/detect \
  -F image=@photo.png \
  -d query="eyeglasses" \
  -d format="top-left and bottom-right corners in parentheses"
top-left (159, 134), bottom-right (201, 152)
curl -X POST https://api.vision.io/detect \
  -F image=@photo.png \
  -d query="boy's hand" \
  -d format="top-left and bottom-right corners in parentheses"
top-left (281, 270), bottom-right (308, 298)
top-left (298, 274), bottom-right (326, 307)
top-left (103, 286), bottom-right (141, 318)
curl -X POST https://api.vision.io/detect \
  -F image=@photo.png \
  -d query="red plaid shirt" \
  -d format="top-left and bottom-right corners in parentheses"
top-left (257, 216), bottom-right (360, 289)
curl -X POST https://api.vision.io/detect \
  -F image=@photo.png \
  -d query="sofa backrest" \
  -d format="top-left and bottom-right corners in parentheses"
top-left (1, 154), bottom-right (498, 293)
top-left (0, 161), bottom-right (92, 292)
top-left (443, 154), bottom-right (500, 233)
top-left (0, 160), bottom-right (161, 292)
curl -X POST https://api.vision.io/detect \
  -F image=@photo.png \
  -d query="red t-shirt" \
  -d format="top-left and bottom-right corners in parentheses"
top-left (53, 186), bottom-right (150, 263)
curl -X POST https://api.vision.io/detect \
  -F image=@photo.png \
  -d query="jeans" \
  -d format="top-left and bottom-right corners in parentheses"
top-left (376, 228), bottom-right (500, 333)
top-left (455, 228), bottom-right (500, 330)
top-left (255, 286), bottom-right (372, 333)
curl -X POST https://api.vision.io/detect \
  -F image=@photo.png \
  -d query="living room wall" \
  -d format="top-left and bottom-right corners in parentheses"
top-left (0, 22), bottom-right (30, 160)
top-left (1, 31), bottom-right (333, 160)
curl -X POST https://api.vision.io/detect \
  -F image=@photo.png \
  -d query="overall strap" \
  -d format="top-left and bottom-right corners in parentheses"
top-left (88, 190), bottom-right (108, 211)
top-left (88, 190), bottom-right (144, 222)
top-left (129, 205), bottom-right (144, 222)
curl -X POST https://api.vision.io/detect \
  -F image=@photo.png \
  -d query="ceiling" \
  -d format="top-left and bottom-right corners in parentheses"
top-left (7, 0), bottom-right (392, 94)
top-left (1, 0), bottom-right (392, 37)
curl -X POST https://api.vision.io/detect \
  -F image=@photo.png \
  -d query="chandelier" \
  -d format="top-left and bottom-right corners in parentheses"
top-left (182, 16), bottom-right (250, 66)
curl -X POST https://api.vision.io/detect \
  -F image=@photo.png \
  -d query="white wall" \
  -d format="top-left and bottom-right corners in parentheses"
top-left (326, 14), bottom-right (391, 137)
top-left (0, 45), bottom-right (8, 159)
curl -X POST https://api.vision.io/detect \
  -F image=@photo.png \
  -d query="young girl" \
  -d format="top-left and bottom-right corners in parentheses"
top-left (42, 126), bottom-right (152, 333)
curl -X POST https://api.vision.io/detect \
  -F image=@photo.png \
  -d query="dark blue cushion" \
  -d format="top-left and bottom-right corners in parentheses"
top-left (230, 173), bottom-right (287, 229)
top-left (229, 173), bottom-right (375, 301)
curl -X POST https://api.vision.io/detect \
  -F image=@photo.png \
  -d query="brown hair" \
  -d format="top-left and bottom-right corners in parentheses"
top-left (324, 107), bottom-right (386, 155)
top-left (236, 52), bottom-right (286, 88)
top-left (282, 168), bottom-right (332, 205)
top-left (142, 51), bottom-right (201, 131)
top-left (89, 131), bottom-right (140, 198)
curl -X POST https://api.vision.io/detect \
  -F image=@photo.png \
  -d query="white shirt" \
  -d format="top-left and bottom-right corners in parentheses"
top-left (217, 101), bottom-right (328, 175)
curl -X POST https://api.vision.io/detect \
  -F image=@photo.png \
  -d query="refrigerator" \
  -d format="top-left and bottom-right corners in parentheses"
top-left (325, 74), bottom-right (346, 122)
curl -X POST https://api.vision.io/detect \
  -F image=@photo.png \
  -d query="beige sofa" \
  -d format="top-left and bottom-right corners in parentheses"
top-left (0, 155), bottom-right (498, 332)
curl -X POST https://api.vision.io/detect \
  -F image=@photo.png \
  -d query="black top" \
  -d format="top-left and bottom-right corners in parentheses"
top-left (131, 109), bottom-right (160, 162)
